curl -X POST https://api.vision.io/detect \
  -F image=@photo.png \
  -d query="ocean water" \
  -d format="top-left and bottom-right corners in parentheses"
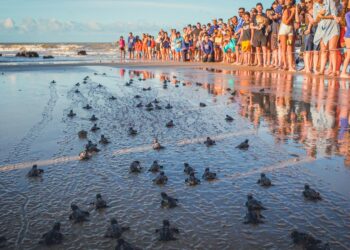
top-left (0, 66), bottom-right (349, 249)
top-left (0, 43), bottom-right (120, 65)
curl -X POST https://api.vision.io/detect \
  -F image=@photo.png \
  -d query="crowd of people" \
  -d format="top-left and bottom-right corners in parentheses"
top-left (118, 0), bottom-right (350, 78)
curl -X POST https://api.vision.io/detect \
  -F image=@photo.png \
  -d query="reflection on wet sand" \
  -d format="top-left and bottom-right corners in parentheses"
top-left (1, 66), bottom-right (350, 250)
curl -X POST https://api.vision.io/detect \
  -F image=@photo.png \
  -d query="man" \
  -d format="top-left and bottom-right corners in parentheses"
top-left (192, 22), bottom-right (202, 37)
top-left (208, 19), bottom-right (219, 36)
top-left (127, 32), bottom-right (135, 60)
top-left (201, 35), bottom-right (214, 62)
top-left (233, 7), bottom-right (245, 64)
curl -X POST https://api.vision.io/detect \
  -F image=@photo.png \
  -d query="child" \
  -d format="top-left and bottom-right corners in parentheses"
top-left (239, 12), bottom-right (252, 65)
top-left (119, 36), bottom-right (126, 60)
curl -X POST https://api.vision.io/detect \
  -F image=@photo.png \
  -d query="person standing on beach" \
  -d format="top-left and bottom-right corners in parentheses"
top-left (239, 12), bottom-right (252, 65)
top-left (278, 0), bottom-right (297, 71)
top-left (174, 32), bottom-right (183, 61)
top-left (340, 0), bottom-right (350, 78)
top-left (119, 36), bottom-right (126, 60)
top-left (127, 32), bottom-right (135, 60)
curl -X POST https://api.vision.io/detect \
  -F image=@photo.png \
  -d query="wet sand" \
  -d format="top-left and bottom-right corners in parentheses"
top-left (0, 65), bottom-right (350, 249)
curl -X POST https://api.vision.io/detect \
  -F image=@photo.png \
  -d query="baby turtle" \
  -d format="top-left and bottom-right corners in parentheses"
top-left (165, 103), bottom-right (173, 109)
top-left (83, 104), bottom-right (92, 110)
top-left (85, 140), bottom-right (100, 153)
top-left (153, 98), bottom-right (160, 104)
top-left (51, 80), bottom-right (56, 84)
top-left (39, 222), bottom-right (63, 246)
top-left (303, 184), bottom-right (322, 201)
top-left (83, 76), bottom-right (89, 81)
top-left (128, 127), bottom-right (138, 136)
top-left (195, 82), bottom-right (202, 86)
top-left (91, 123), bottom-right (100, 132)
top-left (78, 130), bottom-right (88, 139)
top-left (175, 84), bottom-right (179, 88)
top-left (79, 150), bottom-right (91, 160)
top-left (109, 96), bottom-right (116, 100)
top-left (257, 173), bottom-right (272, 187)
top-left (27, 164), bottom-right (44, 177)
top-left (153, 171), bottom-right (168, 185)
top-left (99, 135), bottom-right (110, 144)
top-left (75, 82), bottom-right (80, 86)
top-left (225, 115), bottom-right (234, 122)
top-left (199, 102), bottom-right (207, 107)
top-left (129, 161), bottom-right (142, 173)
top-left (136, 102), bottom-right (143, 108)
top-left (155, 220), bottom-right (179, 241)
top-left (97, 83), bottom-right (103, 88)
top-left (145, 102), bottom-right (153, 108)
top-left (69, 204), bottom-right (90, 223)
top-left (204, 137), bottom-right (216, 147)
top-left (102, 73), bottom-right (107, 76)
top-left (166, 120), bottom-right (174, 128)
top-left (245, 194), bottom-right (266, 212)
top-left (291, 230), bottom-right (330, 250)
top-left (92, 194), bottom-right (108, 209)
top-left (74, 89), bottom-right (80, 94)
top-left (155, 105), bottom-right (162, 110)
top-left (142, 87), bottom-right (151, 91)
top-left (115, 238), bottom-right (141, 250)
top-left (152, 138), bottom-right (164, 150)
top-left (163, 84), bottom-right (168, 89)
top-left (185, 172), bottom-right (201, 186)
top-left (134, 95), bottom-right (141, 99)
top-left (67, 110), bottom-right (76, 118)
top-left (161, 192), bottom-right (178, 208)
top-left (104, 218), bottom-right (130, 238)
top-left (148, 160), bottom-right (163, 173)
top-left (89, 115), bottom-right (98, 121)
top-left (236, 139), bottom-right (249, 150)
top-left (183, 163), bottom-right (195, 175)
top-left (202, 168), bottom-right (217, 181)
top-left (125, 82), bottom-right (131, 86)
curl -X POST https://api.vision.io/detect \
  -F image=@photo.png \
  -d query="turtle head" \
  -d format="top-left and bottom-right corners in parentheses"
top-left (245, 139), bottom-right (249, 143)
top-left (163, 220), bottom-right (170, 226)
top-left (96, 193), bottom-right (102, 199)
top-left (247, 193), bottom-right (253, 200)
top-left (71, 204), bottom-right (78, 211)
top-left (205, 168), bottom-right (209, 172)
top-left (53, 222), bottom-right (61, 231)
top-left (184, 163), bottom-right (189, 167)
top-left (304, 184), bottom-right (310, 190)
top-left (32, 164), bottom-right (38, 169)
top-left (110, 218), bottom-right (118, 224)
top-left (161, 192), bottom-right (167, 198)
top-left (261, 173), bottom-right (265, 177)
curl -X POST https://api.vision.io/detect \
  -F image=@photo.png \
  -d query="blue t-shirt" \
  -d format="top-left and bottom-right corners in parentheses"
top-left (127, 37), bottom-right (135, 48)
top-left (208, 24), bottom-right (219, 35)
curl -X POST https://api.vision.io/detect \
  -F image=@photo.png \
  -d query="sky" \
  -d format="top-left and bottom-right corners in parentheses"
top-left (0, 0), bottom-right (268, 43)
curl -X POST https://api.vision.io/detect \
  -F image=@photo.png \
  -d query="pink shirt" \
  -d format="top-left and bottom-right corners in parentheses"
top-left (119, 39), bottom-right (125, 48)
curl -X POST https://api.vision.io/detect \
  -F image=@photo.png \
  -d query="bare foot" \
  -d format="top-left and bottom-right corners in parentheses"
top-left (340, 73), bottom-right (350, 78)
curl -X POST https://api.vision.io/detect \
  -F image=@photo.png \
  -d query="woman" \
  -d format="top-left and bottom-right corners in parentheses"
top-left (174, 32), bottom-right (183, 61)
top-left (161, 32), bottom-right (171, 61)
top-left (278, 0), bottom-right (297, 71)
top-left (340, 0), bottom-right (350, 77)
top-left (313, 0), bottom-right (340, 76)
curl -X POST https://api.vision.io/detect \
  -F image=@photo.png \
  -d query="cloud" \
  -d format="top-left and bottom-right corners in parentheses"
top-left (1, 17), bottom-right (170, 34)
top-left (3, 18), bottom-right (14, 29)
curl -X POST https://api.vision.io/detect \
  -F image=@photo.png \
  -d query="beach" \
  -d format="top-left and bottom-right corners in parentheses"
top-left (0, 63), bottom-right (350, 249)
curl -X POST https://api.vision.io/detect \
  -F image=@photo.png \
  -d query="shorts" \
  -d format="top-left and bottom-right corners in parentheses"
top-left (128, 48), bottom-right (134, 52)
top-left (241, 40), bottom-right (251, 52)
top-left (120, 47), bottom-right (125, 51)
top-left (175, 48), bottom-right (181, 53)
top-left (278, 23), bottom-right (294, 36)
top-left (252, 35), bottom-right (267, 48)
top-left (304, 33), bottom-right (320, 51)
